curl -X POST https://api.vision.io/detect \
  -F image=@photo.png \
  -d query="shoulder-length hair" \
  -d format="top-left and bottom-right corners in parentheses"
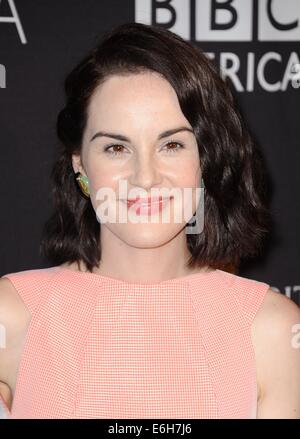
top-left (40, 22), bottom-right (271, 273)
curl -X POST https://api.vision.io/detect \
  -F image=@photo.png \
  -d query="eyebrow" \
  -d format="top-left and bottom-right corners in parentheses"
top-left (89, 126), bottom-right (194, 143)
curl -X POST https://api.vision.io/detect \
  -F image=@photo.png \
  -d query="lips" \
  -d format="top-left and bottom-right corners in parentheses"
top-left (119, 195), bottom-right (173, 216)
top-left (126, 196), bottom-right (170, 207)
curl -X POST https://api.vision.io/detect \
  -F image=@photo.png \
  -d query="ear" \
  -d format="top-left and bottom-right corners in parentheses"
top-left (71, 153), bottom-right (84, 175)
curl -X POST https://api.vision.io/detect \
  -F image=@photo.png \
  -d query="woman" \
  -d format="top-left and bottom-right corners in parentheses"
top-left (0, 22), bottom-right (299, 419)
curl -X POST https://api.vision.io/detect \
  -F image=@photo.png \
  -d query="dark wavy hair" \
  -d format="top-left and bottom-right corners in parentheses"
top-left (40, 22), bottom-right (272, 273)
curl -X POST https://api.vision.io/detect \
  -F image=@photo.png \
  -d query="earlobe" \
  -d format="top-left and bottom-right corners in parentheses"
top-left (71, 154), bottom-right (83, 174)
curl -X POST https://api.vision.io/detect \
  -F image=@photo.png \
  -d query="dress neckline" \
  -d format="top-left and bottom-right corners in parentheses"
top-left (56, 265), bottom-right (219, 287)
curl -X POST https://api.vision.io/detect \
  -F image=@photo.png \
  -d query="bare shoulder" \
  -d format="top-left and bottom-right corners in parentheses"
top-left (0, 277), bottom-right (31, 330)
top-left (0, 277), bottom-right (31, 385)
top-left (252, 287), bottom-right (300, 340)
top-left (251, 287), bottom-right (300, 418)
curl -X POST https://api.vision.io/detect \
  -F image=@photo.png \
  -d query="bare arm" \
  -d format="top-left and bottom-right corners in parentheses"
top-left (0, 381), bottom-right (12, 410)
top-left (0, 278), bottom-right (30, 412)
top-left (252, 288), bottom-right (300, 418)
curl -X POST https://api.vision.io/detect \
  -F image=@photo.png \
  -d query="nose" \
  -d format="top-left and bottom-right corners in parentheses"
top-left (128, 153), bottom-right (162, 191)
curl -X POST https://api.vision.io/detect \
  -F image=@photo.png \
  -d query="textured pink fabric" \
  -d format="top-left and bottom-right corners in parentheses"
top-left (0, 266), bottom-right (270, 419)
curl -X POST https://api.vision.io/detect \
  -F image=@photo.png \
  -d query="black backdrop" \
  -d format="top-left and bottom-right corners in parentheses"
top-left (0, 0), bottom-right (299, 306)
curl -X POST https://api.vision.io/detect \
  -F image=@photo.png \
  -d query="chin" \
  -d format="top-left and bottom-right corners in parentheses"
top-left (108, 222), bottom-right (185, 248)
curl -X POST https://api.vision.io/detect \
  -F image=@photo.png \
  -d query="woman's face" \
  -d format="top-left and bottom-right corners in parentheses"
top-left (72, 71), bottom-right (201, 248)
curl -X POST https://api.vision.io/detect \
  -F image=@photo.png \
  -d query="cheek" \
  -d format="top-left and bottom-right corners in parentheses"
top-left (87, 166), bottom-right (118, 194)
top-left (85, 166), bottom-right (119, 222)
top-left (173, 161), bottom-right (201, 218)
top-left (175, 160), bottom-right (201, 189)
top-left (83, 149), bottom-right (117, 190)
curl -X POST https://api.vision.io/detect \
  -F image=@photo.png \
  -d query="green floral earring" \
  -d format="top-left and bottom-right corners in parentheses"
top-left (75, 172), bottom-right (90, 197)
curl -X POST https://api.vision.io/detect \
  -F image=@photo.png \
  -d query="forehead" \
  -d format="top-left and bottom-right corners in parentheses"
top-left (86, 72), bottom-right (186, 128)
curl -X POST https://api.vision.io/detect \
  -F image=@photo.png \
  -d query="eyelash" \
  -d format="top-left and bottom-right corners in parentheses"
top-left (103, 140), bottom-right (185, 156)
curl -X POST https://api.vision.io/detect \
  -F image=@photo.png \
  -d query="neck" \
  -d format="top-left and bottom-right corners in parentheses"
top-left (85, 226), bottom-right (209, 283)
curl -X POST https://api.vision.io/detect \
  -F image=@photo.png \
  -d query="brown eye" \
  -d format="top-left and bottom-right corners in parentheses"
top-left (163, 141), bottom-right (184, 153)
top-left (104, 144), bottom-right (127, 156)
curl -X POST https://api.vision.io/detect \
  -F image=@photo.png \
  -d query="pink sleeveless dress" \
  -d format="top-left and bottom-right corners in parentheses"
top-left (0, 266), bottom-right (270, 419)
